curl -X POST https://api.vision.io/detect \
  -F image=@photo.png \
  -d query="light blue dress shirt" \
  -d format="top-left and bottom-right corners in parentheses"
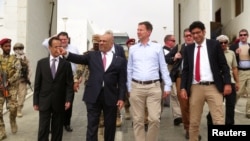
top-left (127, 41), bottom-right (172, 92)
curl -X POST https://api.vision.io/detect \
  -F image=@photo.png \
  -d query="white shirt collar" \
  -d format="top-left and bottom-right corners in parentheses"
top-left (50, 55), bottom-right (59, 61)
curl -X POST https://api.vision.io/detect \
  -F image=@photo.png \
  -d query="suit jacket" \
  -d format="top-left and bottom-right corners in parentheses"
top-left (67, 51), bottom-right (127, 106)
top-left (33, 57), bottom-right (74, 112)
top-left (229, 43), bottom-right (250, 66)
top-left (181, 39), bottom-right (231, 96)
top-left (114, 44), bottom-right (126, 59)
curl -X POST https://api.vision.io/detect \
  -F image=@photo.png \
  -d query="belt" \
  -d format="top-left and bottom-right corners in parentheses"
top-left (238, 68), bottom-right (250, 71)
top-left (198, 81), bottom-right (214, 85)
top-left (132, 79), bottom-right (160, 85)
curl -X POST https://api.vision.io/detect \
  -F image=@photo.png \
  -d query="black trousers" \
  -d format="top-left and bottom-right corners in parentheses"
top-left (64, 93), bottom-right (75, 126)
top-left (38, 108), bottom-right (64, 141)
top-left (207, 83), bottom-right (236, 125)
top-left (85, 89), bottom-right (117, 141)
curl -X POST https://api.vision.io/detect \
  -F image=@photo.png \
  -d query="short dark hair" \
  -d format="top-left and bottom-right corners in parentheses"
top-left (138, 21), bottom-right (153, 31)
top-left (57, 31), bottom-right (69, 38)
top-left (189, 21), bottom-right (205, 32)
top-left (239, 29), bottom-right (248, 35)
top-left (164, 35), bottom-right (173, 42)
top-left (48, 37), bottom-right (60, 47)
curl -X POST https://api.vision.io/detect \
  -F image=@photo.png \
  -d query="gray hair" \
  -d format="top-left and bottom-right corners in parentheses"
top-left (216, 35), bottom-right (229, 42)
top-left (105, 30), bottom-right (113, 36)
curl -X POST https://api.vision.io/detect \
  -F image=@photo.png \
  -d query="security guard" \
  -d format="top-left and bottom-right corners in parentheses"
top-left (13, 42), bottom-right (30, 118)
top-left (0, 38), bottom-right (21, 139)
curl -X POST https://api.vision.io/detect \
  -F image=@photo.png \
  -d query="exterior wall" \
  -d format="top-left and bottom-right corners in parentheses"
top-left (212, 0), bottom-right (250, 41)
top-left (174, 0), bottom-right (212, 44)
top-left (0, 0), bottom-right (57, 84)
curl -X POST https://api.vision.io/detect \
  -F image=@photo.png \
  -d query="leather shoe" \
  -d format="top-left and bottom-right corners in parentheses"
top-left (144, 123), bottom-right (148, 132)
top-left (65, 125), bottom-right (73, 132)
top-left (185, 131), bottom-right (201, 140)
top-left (185, 131), bottom-right (189, 139)
top-left (173, 117), bottom-right (182, 126)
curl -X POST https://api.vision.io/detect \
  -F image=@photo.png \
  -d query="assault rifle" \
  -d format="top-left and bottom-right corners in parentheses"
top-left (0, 71), bottom-right (9, 109)
top-left (20, 59), bottom-right (33, 91)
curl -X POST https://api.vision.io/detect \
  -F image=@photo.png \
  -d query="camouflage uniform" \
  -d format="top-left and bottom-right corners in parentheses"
top-left (16, 56), bottom-right (30, 117)
top-left (0, 54), bottom-right (21, 138)
top-left (13, 43), bottom-right (31, 118)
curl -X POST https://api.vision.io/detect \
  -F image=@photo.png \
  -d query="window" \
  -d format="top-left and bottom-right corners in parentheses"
top-left (235, 0), bottom-right (244, 17)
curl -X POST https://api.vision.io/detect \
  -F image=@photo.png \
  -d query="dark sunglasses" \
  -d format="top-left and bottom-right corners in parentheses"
top-left (169, 40), bottom-right (175, 42)
top-left (220, 41), bottom-right (228, 45)
top-left (239, 34), bottom-right (248, 37)
top-left (13, 47), bottom-right (24, 50)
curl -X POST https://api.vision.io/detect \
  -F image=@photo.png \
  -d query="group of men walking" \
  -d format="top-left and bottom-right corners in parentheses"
top-left (1, 19), bottom-right (249, 141)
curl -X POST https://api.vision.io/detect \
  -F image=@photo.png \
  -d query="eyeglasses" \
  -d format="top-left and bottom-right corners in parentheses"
top-left (13, 47), bottom-right (24, 50)
top-left (184, 34), bottom-right (192, 38)
top-left (220, 41), bottom-right (228, 45)
top-left (169, 40), bottom-right (175, 42)
top-left (191, 31), bottom-right (202, 35)
top-left (239, 34), bottom-right (248, 37)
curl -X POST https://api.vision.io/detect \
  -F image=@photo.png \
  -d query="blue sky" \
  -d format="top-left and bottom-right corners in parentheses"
top-left (58, 0), bottom-right (173, 45)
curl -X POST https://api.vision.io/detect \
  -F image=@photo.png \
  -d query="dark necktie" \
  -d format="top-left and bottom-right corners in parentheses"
top-left (195, 45), bottom-right (201, 82)
top-left (51, 58), bottom-right (56, 79)
top-left (102, 52), bottom-right (106, 70)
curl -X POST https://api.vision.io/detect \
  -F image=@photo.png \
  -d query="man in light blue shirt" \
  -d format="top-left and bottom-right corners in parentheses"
top-left (127, 21), bottom-right (172, 141)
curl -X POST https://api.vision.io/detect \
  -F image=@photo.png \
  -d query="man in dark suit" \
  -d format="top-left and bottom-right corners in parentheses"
top-left (180, 21), bottom-right (231, 141)
top-left (33, 37), bottom-right (74, 141)
top-left (103, 30), bottom-right (126, 127)
top-left (59, 33), bottom-right (127, 141)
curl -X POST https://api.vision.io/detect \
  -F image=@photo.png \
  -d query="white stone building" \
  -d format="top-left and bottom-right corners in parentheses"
top-left (0, 0), bottom-right (58, 83)
top-left (212, 0), bottom-right (249, 42)
top-left (173, 0), bottom-right (212, 44)
top-left (174, 0), bottom-right (249, 44)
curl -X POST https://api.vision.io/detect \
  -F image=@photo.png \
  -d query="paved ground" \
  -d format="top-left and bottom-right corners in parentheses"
top-left (2, 86), bottom-right (250, 141)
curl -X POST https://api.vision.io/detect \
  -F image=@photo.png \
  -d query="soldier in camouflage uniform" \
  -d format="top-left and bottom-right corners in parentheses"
top-left (0, 38), bottom-right (21, 140)
top-left (13, 43), bottom-right (31, 118)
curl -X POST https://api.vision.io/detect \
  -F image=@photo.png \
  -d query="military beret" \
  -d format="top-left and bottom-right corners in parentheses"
top-left (0, 38), bottom-right (11, 46)
top-left (13, 42), bottom-right (24, 49)
top-left (92, 34), bottom-right (100, 43)
top-left (126, 38), bottom-right (135, 45)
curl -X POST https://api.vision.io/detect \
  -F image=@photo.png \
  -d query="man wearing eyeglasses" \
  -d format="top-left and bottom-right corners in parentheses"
top-left (162, 34), bottom-right (182, 126)
top-left (165, 28), bottom-right (194, 139)
top-left (230, 29), bottom-right (250, 118)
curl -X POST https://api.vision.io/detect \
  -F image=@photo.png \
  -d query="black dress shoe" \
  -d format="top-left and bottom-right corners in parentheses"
top-left (173, 117), bottom-right (182, 126)
top-left (198, 135), bottom-right (202, 141)
top-left (185, 132), bottom-right (201, 140)
top-left (144, 123), bottom-right (148, 132)
top-left (65, 125), bottom-right (73, 132)
top-left (185, 131), bottom-right (189, 139)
